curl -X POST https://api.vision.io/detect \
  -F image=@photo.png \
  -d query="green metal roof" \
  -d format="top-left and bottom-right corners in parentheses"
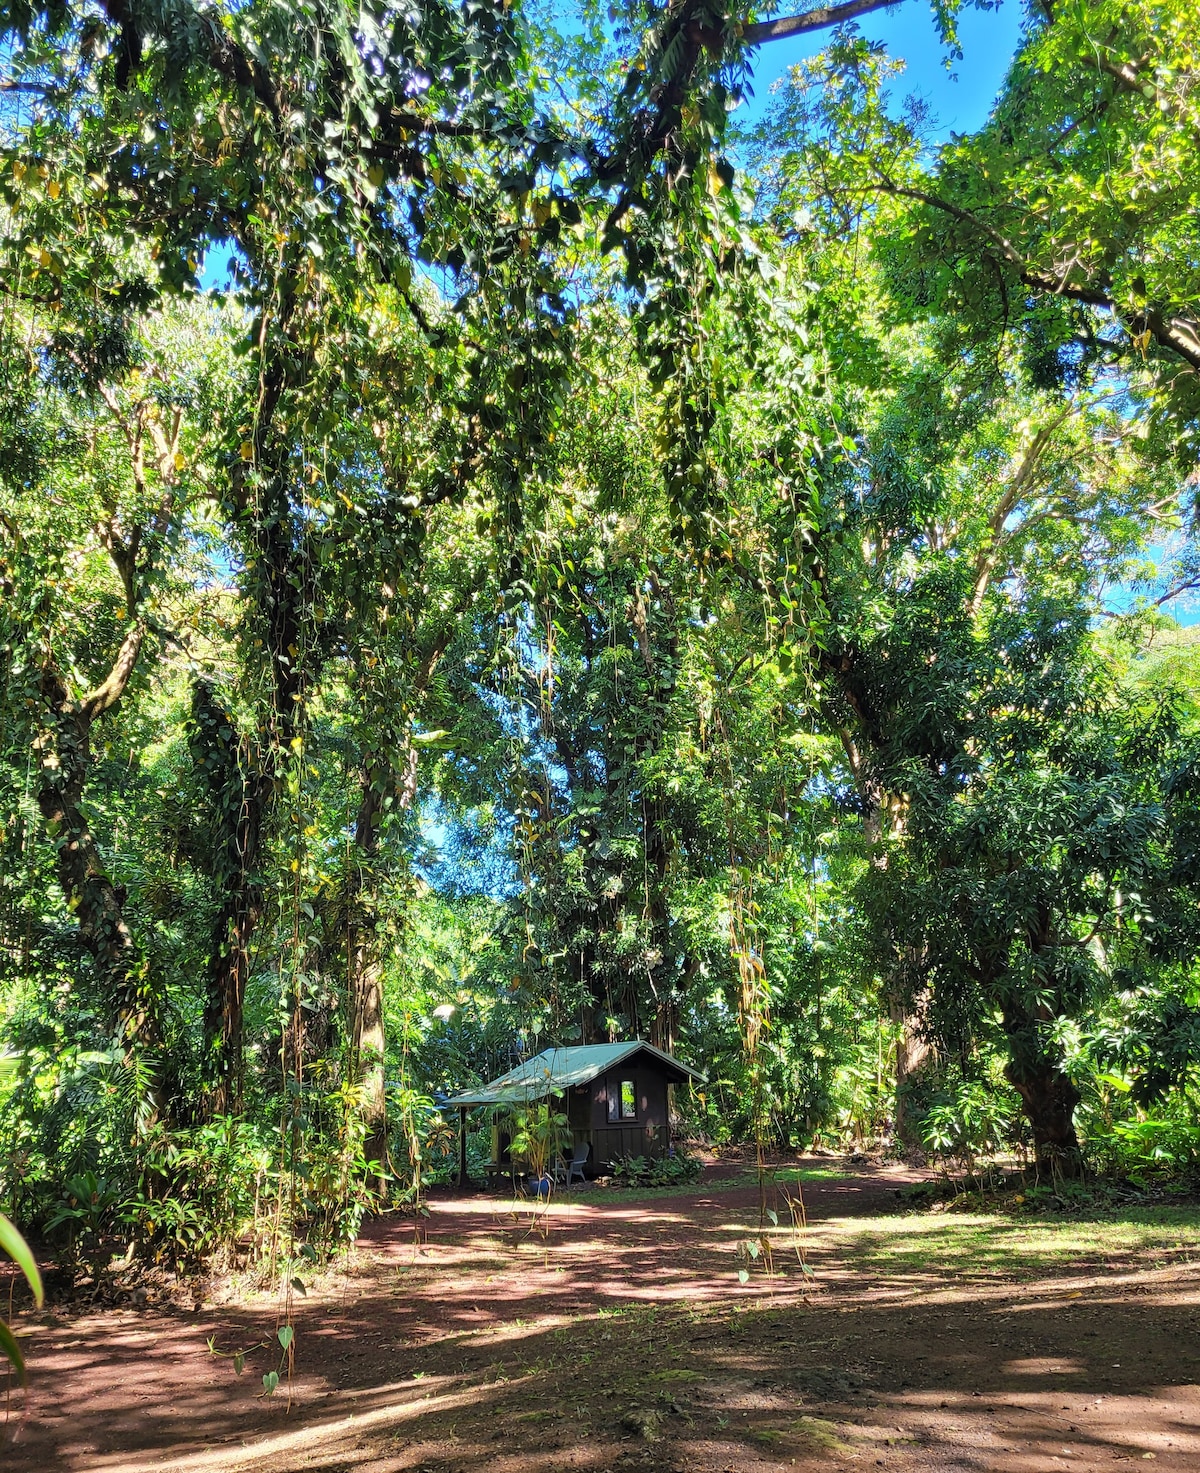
top-left (445, 1041), bottom-right (705, 1108)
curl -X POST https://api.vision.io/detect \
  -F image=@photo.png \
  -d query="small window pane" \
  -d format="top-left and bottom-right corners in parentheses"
top-left (607, 1082), bottom-right (619, 1121)
top-left (620, 1080), bottom-right (636, 1119)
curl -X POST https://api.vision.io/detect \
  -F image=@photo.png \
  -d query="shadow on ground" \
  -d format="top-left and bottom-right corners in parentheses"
top-left (5, 1161), bottom-right (1200, 1473)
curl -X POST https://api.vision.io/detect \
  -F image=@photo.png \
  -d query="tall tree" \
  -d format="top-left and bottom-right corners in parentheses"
top-left (1, 295), bottom-right (235, 1071)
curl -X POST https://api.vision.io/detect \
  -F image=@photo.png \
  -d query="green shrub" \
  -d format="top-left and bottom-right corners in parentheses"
top-left (1086, 1113), bottom-right (1200, 1174)
top-left (509, 1103), bottom-right (571, 1183)
top-left (45, 1169), bottom-right (122, 1271)
top-left (609, 1152), bottom-right (702, 1188)
top-left (299, 1081), bottom-right (376, 1253)
top-left (920, 1078), bottom-right (1023, 1171)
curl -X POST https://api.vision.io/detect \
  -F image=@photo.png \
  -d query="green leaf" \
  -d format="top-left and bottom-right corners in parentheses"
top-left (233, 1351), bottom-right (245, 1375)
top-left (278, 1325), bottom-right (294, 1351)
top-left (1096, 1072), bottom-right (1133, 1093)
top-left (263, 1370), bottom-right (280, 1394)
top-left (737, 1268), bottom-right (750, 1285)
top-left (767, 1209), bottom-right (779, 1227)
top-left (0, 1319), bottom-right (27, 1384)
top-left (289, 1277), bottom-right (307, 1296)
top-left (0, 1213), bottom-right (43, 1306)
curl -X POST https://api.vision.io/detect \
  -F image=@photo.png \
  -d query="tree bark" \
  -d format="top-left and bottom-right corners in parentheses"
top-left (1002, 1002), bottom-right (1083, 1176)
top-left (206, 880), bottom-right (260, 1118)
top-left (348, 772), bottom-right (389, 1191)
top-left (204, 447), bottom-right (308, 1117)
top-left (347, 737), bottom-right (422, 1193)
top-left (891, 999), bottom-right (931, 1146)
top-left (1006, 1060), bottom-right (1083, 1177)
top-left (859, 780), bottom-right (928, 1142)
top-left (35, 639), bottom-right (162, 1054)
top-left (189, 681), bottom-right (268, 1117)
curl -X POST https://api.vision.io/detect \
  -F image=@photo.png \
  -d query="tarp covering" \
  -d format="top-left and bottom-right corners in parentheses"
top-left (445, 1041), bottom-right (704, 1108)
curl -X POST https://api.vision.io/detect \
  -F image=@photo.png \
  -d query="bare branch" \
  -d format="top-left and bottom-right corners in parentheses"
top-left (970, 409), bottom-right (1075, 613)
top-left (744, 0), bottom-right (906, 46)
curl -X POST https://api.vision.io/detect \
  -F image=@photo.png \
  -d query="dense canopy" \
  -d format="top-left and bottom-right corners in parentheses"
top-left (3, 0), bottom-right (1200, 1394)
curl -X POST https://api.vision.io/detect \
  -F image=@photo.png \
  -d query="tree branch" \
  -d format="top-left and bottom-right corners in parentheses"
top-left (969, 409), bottom-right (1074, 614)
top-left (870, 179), bottom-right (1200, 373)
top-left (744, 0), bottom-right (905, 46)
top-left (79, 620), bottom-right (147, 722)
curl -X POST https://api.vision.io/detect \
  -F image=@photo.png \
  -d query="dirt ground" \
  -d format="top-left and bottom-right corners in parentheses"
top-left (5, 1157), bottom-right (1200, 1472)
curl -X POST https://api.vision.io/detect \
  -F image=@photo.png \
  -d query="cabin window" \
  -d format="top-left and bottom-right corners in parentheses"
top-left (606, 1077), bottom-right (638, 1121)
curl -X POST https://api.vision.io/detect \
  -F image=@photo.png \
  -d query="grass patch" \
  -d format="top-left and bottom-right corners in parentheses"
top-left (811, 1206), bottom-right (1200, 1283)
top-left (790, 1415), bottom-right (846, 1452)
top-left (754, 1417), bottom-right (846, 1452)
top-left (680, 1169), bottom-right (851, 1196)
top-left (729, 1165), bottom-right (853, 1188)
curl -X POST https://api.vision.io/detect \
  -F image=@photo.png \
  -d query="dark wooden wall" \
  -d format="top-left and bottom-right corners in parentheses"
top-left (580, 1066), bottom-right (671, 1166)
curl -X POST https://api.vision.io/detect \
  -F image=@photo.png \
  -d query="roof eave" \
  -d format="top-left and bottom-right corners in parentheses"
top-left (445, 1041), bottom-right (706, 1107)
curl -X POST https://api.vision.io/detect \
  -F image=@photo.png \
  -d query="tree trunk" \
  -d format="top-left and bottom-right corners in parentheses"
top-left (35, 650), bottom-right (161, 1054)
top-left (344, 611), bottom-right (460, 1193)
top-left (891, 1000), bottom-right (931, 1146)
top-left (347, 766), bottom-right (396, 1194)
top-left (203, 822), bottom-right (262, 1119)
top-left (189, 681), bottom-right (268, 1118)
top-left (1001, 995), bottom-right (1082, 1175)
top-left (202, 461), bottom-right (308, 1117)
top-left (196, 296), bottom-right (310, 1118)
top-left (649, 990), bottom-right (678, 1053)
top-left (349, 934), bottom-right (388, 1182)
top-left (1006, 1057), bottom-right (1083, 1177)
top-left (861, 789), bottom-right (925, 1144)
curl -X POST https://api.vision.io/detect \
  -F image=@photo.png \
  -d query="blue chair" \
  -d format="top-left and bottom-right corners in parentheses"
top-left (565, 1140), bottom-right (590, 1186)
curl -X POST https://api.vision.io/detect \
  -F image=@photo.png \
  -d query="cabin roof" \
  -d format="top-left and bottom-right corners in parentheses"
top-left (445, 1041), bottom-right (705, 1107)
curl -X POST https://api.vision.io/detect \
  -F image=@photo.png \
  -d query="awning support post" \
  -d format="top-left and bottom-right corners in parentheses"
top-left (458, 1105), bottom-right (468, 1189)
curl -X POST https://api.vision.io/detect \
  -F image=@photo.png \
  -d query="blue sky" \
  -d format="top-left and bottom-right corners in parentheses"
top-left (738, 0), bottom-right (1198, 628)
top-left (741, 0), bottom-right (1026, 136)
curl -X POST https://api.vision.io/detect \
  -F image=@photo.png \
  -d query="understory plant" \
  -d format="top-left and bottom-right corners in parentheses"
top-left (508, 1103), bottom-right (570, 1184)
top-left (300, 1082), bottom-right (376, 1253)
top-left (0, 1212), bottom-right (44, 1385)
top-left (1079, 1080), bottom-right (1200, 1177)
top-left (609, 1152), bottom-right (702, 1188)
top-left (388, 1082), bottom-right (455, 1204)
top-left (920, 1076), bottom-right (1025, 1176)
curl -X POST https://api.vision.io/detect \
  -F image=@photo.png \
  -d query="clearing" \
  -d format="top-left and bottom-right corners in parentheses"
top-left (5, 1157), bottom-right (1200, 1472)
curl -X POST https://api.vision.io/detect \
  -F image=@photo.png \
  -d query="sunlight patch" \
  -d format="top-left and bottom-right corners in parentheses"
top-left (1003, 1356), bottom-right (1087, 1375)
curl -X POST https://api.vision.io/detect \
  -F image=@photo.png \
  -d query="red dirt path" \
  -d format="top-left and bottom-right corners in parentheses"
top-left (4, 1159), bottom-right (1199, 1472)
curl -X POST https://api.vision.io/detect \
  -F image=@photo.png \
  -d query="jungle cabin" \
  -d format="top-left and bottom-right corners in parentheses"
top-left (446, 1041), bottom-right (705, 1186)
